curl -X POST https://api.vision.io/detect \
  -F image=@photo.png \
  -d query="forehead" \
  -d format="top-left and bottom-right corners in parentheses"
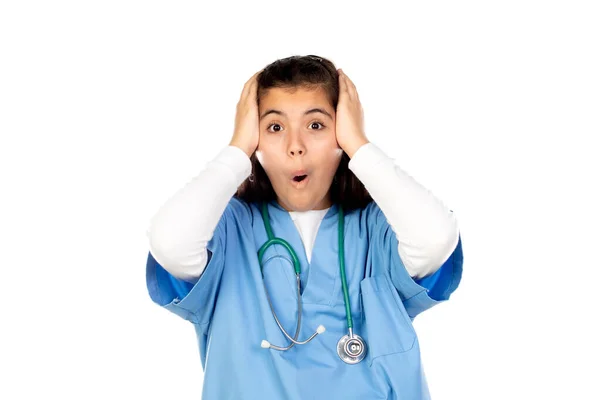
top-left (259, 86), bottom-right (332, 113)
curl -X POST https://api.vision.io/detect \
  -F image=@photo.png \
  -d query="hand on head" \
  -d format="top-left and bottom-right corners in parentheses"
top-left (230, 70), bottom-right (262, 157)
top-left (335, 69), bottom-right (369, 158)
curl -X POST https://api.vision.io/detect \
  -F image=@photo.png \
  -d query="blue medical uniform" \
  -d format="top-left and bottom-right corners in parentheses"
top-left (146, 197), bottom-right (463, 399)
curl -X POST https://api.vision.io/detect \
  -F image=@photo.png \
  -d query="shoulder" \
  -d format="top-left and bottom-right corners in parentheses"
top-left (221, 196), bottom-right (256, 227)
top-left (343, 201), bottom-right (398, 243)
top-left (344, 200), bottom-right (383, 222)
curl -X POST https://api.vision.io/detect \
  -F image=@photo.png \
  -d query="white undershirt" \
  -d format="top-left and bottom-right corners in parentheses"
top-left (147, 142), bottom-right (459, 283)
top-left (288, 208), bottom-right (329, 263)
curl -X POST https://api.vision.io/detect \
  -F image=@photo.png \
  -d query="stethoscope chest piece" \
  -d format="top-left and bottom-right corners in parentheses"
top-left (337, 334), bottom-right (367, 364)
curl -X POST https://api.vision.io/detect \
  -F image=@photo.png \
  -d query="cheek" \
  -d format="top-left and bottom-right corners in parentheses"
top-left (255, 149), bottom-right (282, 177)
top-left (257, 134), bottom-right (285, 158)
top-left (321, 132), bottom-right (342, 152)
top-left (319, 143), bottom-right (343, 159)
top-left (255, 149), bottom-right (269, 170)
top-left (316, 148), bottom-right (343, 176)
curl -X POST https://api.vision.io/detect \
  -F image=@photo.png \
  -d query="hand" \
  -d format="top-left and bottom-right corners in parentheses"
top-left (335, 69), bottom-right (369, 158)
top-left (230, 70), bottom-right (262, 157)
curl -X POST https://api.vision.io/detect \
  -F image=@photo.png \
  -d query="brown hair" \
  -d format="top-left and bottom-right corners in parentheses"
top-left (235, 55), bottom-right (372, 212)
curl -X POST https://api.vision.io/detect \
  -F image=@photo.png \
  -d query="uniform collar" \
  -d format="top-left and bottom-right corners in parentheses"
top-left (268, 199), bottom-right (339, 220)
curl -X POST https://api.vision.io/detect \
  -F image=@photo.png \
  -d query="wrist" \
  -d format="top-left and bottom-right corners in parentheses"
top-left (344, 138), bottom-right (370, 158)
top-left (229, 140), bottom-right (254, 158)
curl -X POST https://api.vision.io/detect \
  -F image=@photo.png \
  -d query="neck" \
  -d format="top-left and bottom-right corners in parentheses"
top-left (276, 196), bottom-right (332, 212)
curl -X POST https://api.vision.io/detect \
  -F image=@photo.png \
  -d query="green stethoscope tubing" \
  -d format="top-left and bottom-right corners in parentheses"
top-left (258, 202), bottom-right (366, 364)
top-left (257, 202), bottom-right (353, 330)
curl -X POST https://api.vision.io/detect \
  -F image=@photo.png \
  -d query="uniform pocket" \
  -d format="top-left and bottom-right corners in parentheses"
top-left (360, 274), bottom-right (417, 365)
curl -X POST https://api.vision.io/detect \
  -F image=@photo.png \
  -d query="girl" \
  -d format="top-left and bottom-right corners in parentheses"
top-left (146, 55), bottom-right (463, 399)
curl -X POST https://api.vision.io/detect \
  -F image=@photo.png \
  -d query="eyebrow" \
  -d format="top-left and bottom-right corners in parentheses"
top-left (259, 108), bottom-right (333, 121)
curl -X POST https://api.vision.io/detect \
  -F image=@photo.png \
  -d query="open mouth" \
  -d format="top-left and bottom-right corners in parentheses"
top-left (293, 175), bottom-right (308, 182)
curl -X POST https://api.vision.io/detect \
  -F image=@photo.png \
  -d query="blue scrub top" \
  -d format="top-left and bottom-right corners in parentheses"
top-left (146, 197), bottom-right (463, 400)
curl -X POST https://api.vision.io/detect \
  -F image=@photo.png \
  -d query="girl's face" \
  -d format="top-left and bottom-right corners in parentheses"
top-left (257, 86), bottom-right (343, 212)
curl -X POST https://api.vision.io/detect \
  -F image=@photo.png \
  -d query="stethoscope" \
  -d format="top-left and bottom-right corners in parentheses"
top-left (257, 201), bottom-right (367, 364)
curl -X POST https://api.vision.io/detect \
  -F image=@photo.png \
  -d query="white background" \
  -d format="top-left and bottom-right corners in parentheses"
top-left (1, 1), bottom-right (599, 399)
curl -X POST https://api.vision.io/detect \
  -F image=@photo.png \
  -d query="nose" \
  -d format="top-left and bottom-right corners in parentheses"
top-left (287, 132), bottom-right (306, 157)
top-left (289, 147), bottom-right (304, 156)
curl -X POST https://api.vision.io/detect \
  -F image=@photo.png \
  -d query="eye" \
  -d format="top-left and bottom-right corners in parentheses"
top-left (266, 123), bottom-right (283, 133)
top-left (309, 121), bottom-right (325, 130)
top-left (266, 121), bottom-right (325, 133)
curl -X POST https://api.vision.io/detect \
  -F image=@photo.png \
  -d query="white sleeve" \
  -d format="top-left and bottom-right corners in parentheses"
top-left (348, 142), bottom-right (460, 279)
top-left (146, 146), bottom-right (252, 283)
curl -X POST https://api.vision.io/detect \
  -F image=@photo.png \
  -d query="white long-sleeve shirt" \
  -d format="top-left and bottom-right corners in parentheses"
top-left (147, 142), bottom-right (459, 284)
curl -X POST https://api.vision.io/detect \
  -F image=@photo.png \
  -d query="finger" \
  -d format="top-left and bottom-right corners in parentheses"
top-left (341, 70), bottom-right (359, 103)
top-left (246, 69), bottom-right (261, 86)
top-left (239, 77), bottom-right (253, 102)
top-left (239, 71), bottom-right (261, 105)
top-left (339, 69), bottom-right (357, 103)
top-left (338, 69), bottom-right (348, 99)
